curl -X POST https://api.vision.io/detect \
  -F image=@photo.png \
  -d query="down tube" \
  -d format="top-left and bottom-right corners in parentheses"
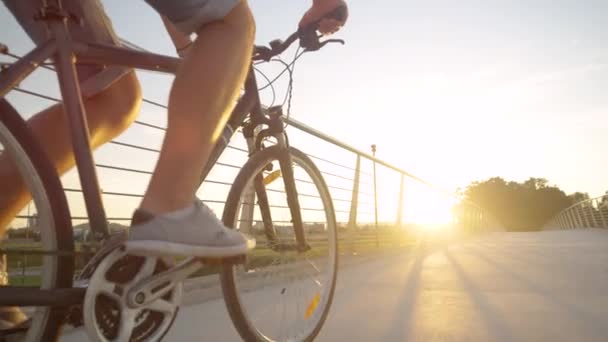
top-left (197, 73), bottom-right (257, 183)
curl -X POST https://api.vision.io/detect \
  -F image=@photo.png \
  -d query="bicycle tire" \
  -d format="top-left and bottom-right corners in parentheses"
top-left (0, 99), bottom-right (74, 341)
top-left (220, 145), bottom-right (338, 342)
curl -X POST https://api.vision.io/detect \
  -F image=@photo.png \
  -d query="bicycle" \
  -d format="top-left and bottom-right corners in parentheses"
top-left (0, 1), bottom-right (346, 341)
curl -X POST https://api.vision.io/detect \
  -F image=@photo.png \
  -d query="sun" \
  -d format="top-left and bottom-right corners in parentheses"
top-left (402, 188), bottom-right (455, 228)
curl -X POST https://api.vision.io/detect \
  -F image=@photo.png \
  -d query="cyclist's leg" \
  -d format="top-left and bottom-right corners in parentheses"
top-left (140, 0), bottom-right (254, 214)
top-left (127, 0), bottom-right (256, 257)
top-left (0, 0), bottom-right (141, 234)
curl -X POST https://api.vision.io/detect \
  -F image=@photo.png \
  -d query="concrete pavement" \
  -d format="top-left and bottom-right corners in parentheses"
top-left (63, 229), bottom-right (608, 341)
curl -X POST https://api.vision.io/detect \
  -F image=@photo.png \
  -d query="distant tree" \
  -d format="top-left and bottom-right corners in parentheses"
top-left (464, 177), bottom-right (572, 231)
top-left (568, 192), bottom-right (590, 205)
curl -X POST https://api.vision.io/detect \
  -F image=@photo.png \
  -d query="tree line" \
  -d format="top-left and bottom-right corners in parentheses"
top-left (461, 177), bottom-right (607, 231)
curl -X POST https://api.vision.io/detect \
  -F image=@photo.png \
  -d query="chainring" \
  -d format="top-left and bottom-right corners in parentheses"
top-left (83, 248), bottom-right (182, 342)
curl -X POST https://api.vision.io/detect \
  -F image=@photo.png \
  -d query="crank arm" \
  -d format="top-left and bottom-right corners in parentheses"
top-left (126, 257), bottom-right (202, 308)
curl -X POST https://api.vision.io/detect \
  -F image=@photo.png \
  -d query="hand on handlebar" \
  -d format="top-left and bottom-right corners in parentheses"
top-left (253, 2), bottom-right (347, 61)
top-left (298, 2), bottom-right (348, 51)
top-left (299, 0), bottom-right (348, 35)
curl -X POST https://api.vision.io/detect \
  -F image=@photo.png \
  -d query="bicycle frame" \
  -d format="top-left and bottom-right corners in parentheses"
top-left (0, 3), bottom-right (268, 242)
top-left (0, 1), bottom-right (307, 307)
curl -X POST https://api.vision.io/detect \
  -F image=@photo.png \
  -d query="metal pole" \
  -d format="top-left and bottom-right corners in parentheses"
top-left (589, 199), bottom-right (598, 228)
top-left (347, 155), bottom-right (361, 252)
top-left (583, 202), bottom-right (592, 228)
top-left (576, 206), bottom-right (585, 228)
top-left (566, 210), bottom-right (574, 229)
top-left (348, 155), bottom-right (361, 232)
top-left (396, 173), bottom-right (405, 228)
top-left (372, 144), bottom-right (379, 248)
top-left (599, 202), bottom-right (607, 228)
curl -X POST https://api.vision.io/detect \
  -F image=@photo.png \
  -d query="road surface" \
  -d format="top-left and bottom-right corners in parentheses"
top-left (63, 229), bottom-right (608, 341)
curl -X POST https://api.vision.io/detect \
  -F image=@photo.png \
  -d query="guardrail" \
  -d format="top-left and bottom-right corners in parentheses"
top-left (544, 195), bottom-right (608, 230)
top-left (3, 45), bottom-right (501, 283)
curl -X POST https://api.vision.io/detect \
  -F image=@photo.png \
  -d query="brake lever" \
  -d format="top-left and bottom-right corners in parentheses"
top-left (303, 37), bottom-right (346, 52)
top-left (319, 39), bottom-right (346, 49)
top-left (253, 45), bottom-right (273, 61)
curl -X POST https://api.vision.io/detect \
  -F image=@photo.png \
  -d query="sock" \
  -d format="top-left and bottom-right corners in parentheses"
top-left (131, 209), bottom-right (155, 226)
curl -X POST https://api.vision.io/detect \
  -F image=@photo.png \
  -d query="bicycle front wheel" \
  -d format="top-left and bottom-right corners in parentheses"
top-left (220, 146), bottom-right (338, 342)
top-left (0, 99), bottom-right (74, 341)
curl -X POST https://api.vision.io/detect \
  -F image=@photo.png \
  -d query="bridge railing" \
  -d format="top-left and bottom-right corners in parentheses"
top-left (544, 196), bottom-right (608, 230)
top-left (3, 45), bottom-right (501, 281)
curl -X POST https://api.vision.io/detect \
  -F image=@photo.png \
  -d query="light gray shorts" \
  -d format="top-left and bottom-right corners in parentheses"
top-left (145, 0), bottom-right (240, 35)
top-left (3, 0), bottom-right (240, 96)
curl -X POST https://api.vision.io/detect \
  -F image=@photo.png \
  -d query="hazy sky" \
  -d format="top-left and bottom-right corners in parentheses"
top-left (1, 0), bottom-right (607, 224)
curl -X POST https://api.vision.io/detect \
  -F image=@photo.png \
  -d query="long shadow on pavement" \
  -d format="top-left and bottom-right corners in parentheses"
top-left (464, 244), bottom-right (608, 340)
top-left (443, 249), bottom-right (517, 342)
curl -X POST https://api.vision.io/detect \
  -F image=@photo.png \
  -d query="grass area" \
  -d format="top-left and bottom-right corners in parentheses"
top-left (8, 275), bottom-right (41, 286)
top-left (2, 230), bottom-right (418, 284)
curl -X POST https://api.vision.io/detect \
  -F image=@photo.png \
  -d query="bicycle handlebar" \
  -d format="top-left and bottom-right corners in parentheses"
top-left (253, 5), bottom-right (347, 62)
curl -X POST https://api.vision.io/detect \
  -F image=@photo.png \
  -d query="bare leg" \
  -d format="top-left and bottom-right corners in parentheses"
top-left (0, 72), bottom-right (141, 234)
top-left (139, 1), bottom-right (255, 214)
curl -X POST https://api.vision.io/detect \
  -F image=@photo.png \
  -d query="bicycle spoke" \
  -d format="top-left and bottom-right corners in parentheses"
top-left (303, 258), bottom-right (323, 287)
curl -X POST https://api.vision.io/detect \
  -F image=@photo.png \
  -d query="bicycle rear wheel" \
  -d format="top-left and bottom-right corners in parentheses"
top-left (0, 99), bottom-right (74, 341)
top-left (220, 146), bottom-right (338, 342)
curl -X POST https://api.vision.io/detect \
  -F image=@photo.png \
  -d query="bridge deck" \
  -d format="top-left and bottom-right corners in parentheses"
top-left (63, 229), bottom-right (608, 341)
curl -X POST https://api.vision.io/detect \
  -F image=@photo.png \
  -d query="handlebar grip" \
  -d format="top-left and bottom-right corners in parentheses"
top-left (299, 5), bottom-right (348, 51)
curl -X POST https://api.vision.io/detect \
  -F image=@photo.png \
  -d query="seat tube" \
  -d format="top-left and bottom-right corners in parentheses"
top-left (48, 12), bottom-right (109, 238)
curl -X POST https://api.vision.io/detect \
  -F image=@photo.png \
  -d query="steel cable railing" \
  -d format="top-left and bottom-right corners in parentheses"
top-left (544, 195), bottom-right (608, 230)
top-left (2, 49), bottom-right (498, 256)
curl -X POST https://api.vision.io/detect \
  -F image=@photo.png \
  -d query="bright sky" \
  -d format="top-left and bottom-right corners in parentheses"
top-left (1, 0), bottom-right (607, 226)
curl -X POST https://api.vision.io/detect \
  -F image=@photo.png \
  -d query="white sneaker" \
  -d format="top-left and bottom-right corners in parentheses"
top-left (125, 200), bottom-right (255, 258)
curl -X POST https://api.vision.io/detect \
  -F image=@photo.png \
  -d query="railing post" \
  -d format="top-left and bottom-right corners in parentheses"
top-left (347, 155), bottom-right (361, 232)
top-left (568, 210), bottom-right (576, 229)
top-left (395, 173), bottom-right (405, 228)
top-left (599, 202), bottom-right (607, 228)
top-left (347, 155), bottom-right (360, 253)
top-left (371, 145), bottom-right (379, 248)
top-left (589, 199), bottom-right (598, 228)
top-left (576, 206), bottom-right (585, 228)
top-left (568, 210), bottom-right (575, 228)
top-left (582, 205), bottom-right (591, 228)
